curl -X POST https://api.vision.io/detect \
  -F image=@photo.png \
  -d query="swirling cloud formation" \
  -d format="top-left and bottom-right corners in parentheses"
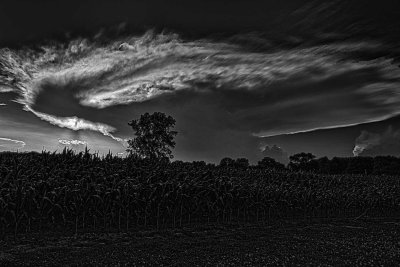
top-left (1, 30), bottom-right (400, 149)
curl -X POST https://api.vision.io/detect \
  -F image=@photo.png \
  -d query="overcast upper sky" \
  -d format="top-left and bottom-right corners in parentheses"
top-left (1, 0), bottom-right (400, 163)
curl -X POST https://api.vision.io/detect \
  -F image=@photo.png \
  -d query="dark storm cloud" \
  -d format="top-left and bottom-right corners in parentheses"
top-left (353, 126), bottom-right (400, 157)
top-left (1, 0), bottom-right (399, 47)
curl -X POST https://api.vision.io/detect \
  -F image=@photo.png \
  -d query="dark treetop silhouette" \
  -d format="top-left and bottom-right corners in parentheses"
top-left (127, 112), bottom-right (178, 160)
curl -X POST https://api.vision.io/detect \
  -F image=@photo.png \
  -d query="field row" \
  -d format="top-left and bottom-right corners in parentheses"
top-left (1, 150), bottom-right (400, 237)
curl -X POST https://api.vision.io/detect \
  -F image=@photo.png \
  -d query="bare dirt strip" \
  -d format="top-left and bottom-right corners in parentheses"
top-left (1, 218), bottom-right (400, 266)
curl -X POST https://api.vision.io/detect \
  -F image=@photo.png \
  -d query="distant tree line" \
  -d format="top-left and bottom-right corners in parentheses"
top-left (126, 112), bottom-right (400, 176)
top-left (287, 153), bottom-right (400, 175)
top-left (216, 153), bottom-right (400, 176)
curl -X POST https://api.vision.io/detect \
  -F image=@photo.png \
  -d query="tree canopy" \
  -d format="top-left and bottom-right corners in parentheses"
top-left (127, 112), bottom-right (178, 160)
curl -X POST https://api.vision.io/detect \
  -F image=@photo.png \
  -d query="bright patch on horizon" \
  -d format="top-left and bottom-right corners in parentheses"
top-left (0, 137), bottom-right (26, 151)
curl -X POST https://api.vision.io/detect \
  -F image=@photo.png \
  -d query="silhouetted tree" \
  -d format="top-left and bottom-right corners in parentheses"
top-left (127, 112), bottom-right (178, 159)
top-left (346, 157), bottom-right (373, 175)
top-left (219, 157), bottom-right (235, 168)
top-left (171, 160), bottom-right (185, 167)
top-left (192, 161), bottom-right (207, 168)
top-left (373, 156), bottom-right (400, 175)
top-left (234, 158), bottom-right (250, 169)
top-left (261, 145), bottom-right (289, 165)
top-left (315, 156), bottom-right (330, 174)
top-left (288, 152), bottom-right (317, 172)
top-left (329, 157), bottom-right (349, 174)
top-left (257, 157), bottom-right (285, 170)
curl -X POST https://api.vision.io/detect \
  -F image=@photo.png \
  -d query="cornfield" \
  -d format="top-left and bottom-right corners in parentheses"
top-left (1, 149), bottom-right (400, 238)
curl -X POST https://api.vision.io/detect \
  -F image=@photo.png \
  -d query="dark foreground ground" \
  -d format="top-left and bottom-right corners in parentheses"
top-left (1, 218), bottom-right (399, 266)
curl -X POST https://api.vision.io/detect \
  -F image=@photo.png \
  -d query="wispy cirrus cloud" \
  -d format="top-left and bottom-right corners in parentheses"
top-left (24, 105), bottom-right (125, 144)
top-left (0, 137), bottom-right (26, 151)
top-left (0, 86), bottom-right (14, 93)
top-left (1, 29), bottom-right (400, 147)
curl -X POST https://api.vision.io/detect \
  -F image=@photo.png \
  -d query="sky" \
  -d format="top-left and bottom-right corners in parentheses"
top-left (1, 0), bottom-right (400, 163)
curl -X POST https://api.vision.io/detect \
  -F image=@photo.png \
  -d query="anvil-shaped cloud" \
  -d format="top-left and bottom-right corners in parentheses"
top-left (1, 30), bottom-right (400, 158)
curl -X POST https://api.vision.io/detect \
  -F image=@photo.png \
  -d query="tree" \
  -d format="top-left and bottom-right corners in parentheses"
top-left (127, 112), bottom-right (178, 159)
top-left (346, 156), bottom-right (373, 175)
top-left (328, 157), bottom-right (349, 174)
top-left (234, 158), bottom-right (250, 169)
top-left (219, 157), bottom-right (235, 168)
top-left (373, 156), bottom-right (400, 175)
top-left (257, 157), bottom-right (285, 170)
top-left (316, 156), bottom-right (330, 174)
top-left (288, 152), bottom-right (317, 172)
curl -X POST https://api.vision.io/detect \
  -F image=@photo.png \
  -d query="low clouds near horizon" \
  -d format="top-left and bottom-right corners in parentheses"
top-left (261, 144), bottom-right (289, 164)
top-left (0, 137), bottom-right (25, 151)
top-left (1, 30), bottom-right (400, 161)
top-left (58, 139), bottom-right (88, 152)
top-left (353, 126), bottom-right (400, 157)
